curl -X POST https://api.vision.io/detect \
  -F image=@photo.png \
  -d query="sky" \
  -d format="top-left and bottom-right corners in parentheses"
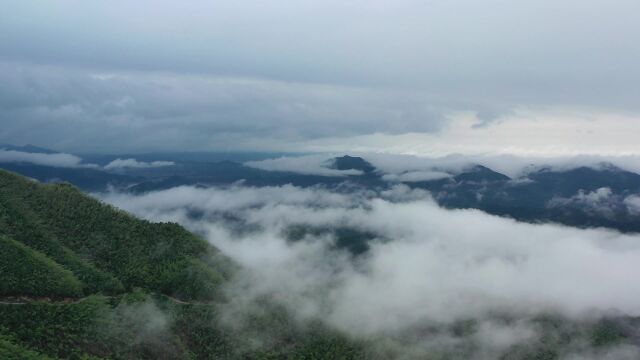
top-left (1, 0), bottom-right (639, 155)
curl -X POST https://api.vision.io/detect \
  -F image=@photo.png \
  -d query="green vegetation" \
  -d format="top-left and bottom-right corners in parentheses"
top-left (0, 169), bottom-right (229, 300)
top-left (284, 224), bottom-right (379, 255)
top-left (0, 235), bottom-right (82, 298)
top-left (0, 327), bottom-right (51, 360)
top-left (0, 293), bottom-right (366, 360)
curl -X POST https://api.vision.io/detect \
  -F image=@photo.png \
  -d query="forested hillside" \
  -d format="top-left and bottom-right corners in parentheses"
top-left (0, 169), bottom-right (229, 300)
top-left (0, 170), bottom-right (365, 359)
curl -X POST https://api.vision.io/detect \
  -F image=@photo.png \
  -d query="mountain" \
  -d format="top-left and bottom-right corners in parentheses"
top-left (0, 170), bottom-right (365, 359)
top-left (453, 165), bottom-right (510, 183)
top-left (3, 145), bottom-right (640, 233)
top-left (328, 155), bottom-right (376, 174)
top-left (527, 165), bottom-right (640, 195)
top-left (409, 164), bottom-right (640, 232)
top-left (127, 160), bottom-right (385, 193)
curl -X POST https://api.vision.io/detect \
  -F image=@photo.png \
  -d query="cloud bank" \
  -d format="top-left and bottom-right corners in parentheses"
top-left (100, 184), bottom-right (640, 342)
top-left (104, 158), bottom-right (175, 170)
top-left (246, 155), bottom-right (364, 176)
top-left (0, 149), bottom-right (92, 168)
top-left (0, 149), bottom-right (175, 172)
top-left (0, 62), bottom-right (445, 153)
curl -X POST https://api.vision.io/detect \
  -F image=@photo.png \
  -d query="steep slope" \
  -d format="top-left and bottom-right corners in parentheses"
top-left (0, 169), bottom-right (229, 301)
top-left (0, 170), bottom-right (366, 359)
top-left (0, 235), bottom-right (83, 298)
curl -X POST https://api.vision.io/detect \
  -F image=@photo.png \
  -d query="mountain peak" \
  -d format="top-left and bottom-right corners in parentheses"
top-left (454, 164), bottom-right (510, 182)
top-left (328, 155), bottom-right (376, 174)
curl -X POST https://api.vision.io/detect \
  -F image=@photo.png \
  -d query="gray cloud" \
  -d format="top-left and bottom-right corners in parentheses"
top-left (0, 62), bottom-right (446, 152)
top-left (2, 1), bottom-right (639, 100)
top-left (246, 155), bottom-right (365, 176)
top-left (1, 0), bottom-right (639, 152)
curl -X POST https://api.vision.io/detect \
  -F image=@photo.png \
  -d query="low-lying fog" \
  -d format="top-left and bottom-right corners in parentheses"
top-left (100, 184), bottom-right (640, 358)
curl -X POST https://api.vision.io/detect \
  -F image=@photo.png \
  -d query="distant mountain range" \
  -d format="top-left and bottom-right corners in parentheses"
top-left (0, 144), bottom-right (59, 154)
top-left (2, 144), bottom-right (640, 233)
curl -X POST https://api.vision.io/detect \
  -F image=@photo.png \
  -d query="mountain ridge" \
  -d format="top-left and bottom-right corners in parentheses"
top-left (3, 146), bottom-right (640, 233)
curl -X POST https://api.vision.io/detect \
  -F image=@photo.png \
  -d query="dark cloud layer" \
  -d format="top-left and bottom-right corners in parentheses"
top-left (1, 0), bottom-right (639, 152)
top-left (0, 63), bottom-right (447, 152)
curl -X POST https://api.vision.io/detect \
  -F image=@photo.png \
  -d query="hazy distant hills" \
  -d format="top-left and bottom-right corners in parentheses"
top-left (0, 144), bottom-right (59, 154)
top-left (2, 145), bottom-right (640, 233)
top-left (0, 162), bottom-right (142, 192)
top-left (416, 165), bottom-right (640, 232)
top-left (0, 169), bottom-right (229, 300)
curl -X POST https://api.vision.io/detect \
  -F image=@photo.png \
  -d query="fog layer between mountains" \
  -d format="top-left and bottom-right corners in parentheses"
top-left (100, 184), bottom-right (640, 356)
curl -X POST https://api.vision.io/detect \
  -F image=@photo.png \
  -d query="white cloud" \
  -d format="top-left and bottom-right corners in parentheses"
top-left (290, 112), bottom-right (640, 159)
top-left (245, 155), bottom-right (364, 176)
top-left (104, 158), bottom-right (174, 170)
top-left (382, 170), bottom-right (452, 182)
top-left (99, 184), bottom-right (640, 339)
top-left (624, 195), bottom-right (640, 215)
top-left (547, 188), bottom-right (622, 218)
top-left (548, 187), bottom-right (614, 207)
top-left (574, 188), bottom-right (613, 203)
top-left (471, 320), bottom-right (537, 355)
top-left (0, 149), bottom-right (94, 168)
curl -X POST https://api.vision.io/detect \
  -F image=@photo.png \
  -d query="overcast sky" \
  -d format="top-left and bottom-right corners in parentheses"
top-left (1, 0), bottom-right (639, 154)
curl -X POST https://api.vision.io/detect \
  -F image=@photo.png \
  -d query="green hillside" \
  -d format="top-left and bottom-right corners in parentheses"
top-left (0, 235), bottom-right (82, 298)
top-left (0, 170), bottom-right (366, 359)
top-left (0, 169), bottom-right (228, 301)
